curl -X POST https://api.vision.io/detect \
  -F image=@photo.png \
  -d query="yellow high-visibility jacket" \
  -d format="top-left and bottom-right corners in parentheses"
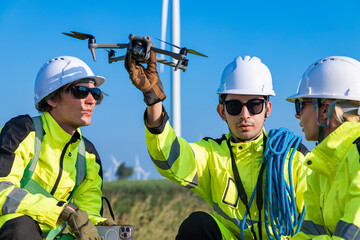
top-left (145, 110), bottom-right (309, 239)
top-left (0, 112), bottom-right (106, 233)
top-left (293, 122), bottom-right (360, 240)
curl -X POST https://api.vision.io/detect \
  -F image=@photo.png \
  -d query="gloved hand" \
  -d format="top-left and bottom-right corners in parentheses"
top-left (125, 50), bottom-right (166, 106)
top-left (97, 218), bottom-right (117, 226)
top-left (59, 203), bottom-right (103, 240)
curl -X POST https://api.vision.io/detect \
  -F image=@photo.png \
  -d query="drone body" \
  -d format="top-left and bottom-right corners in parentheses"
top-left (62, 31), bottom-right (207, 72)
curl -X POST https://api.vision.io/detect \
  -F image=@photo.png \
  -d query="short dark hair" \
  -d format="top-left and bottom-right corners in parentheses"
top-left (37, 80), bottom-right (103, 112)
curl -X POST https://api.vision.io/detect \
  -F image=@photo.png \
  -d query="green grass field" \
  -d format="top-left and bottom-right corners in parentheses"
top-left (102, 179), bottom-right (212, 239)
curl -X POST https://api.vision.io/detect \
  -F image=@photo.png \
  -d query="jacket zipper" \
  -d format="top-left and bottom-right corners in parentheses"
top-left (320, 193), bottom-right (331, 235)
top-left (50, 136), bottom-right (77, 195)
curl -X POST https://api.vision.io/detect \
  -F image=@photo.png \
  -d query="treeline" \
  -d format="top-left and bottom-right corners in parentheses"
top-left (102, 179), bottom-right (212, 239)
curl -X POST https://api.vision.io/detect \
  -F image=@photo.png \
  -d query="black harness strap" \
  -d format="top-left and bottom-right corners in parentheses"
top-left (227, 135), bottom-right (267, 240)
top-left (353, 137), bottom-right (360, 162)
top-left (256, 163), bottom-right (266, 239)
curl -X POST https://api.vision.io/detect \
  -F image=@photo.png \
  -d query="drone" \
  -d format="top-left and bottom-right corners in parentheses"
top-left (62, 31), bottom-right (208, 72)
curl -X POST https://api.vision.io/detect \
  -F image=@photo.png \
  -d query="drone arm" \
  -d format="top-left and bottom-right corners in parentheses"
top-left (89, 43), bottom-right (128, 49)
top-left (156, 57), bottom-right (186, 72)
top-left (108, 55), bottom-right (126, 64)
top-left (151, 47), bottom-right (181, 60)
top-left (106, 55), bottom-right (186, 71)
top-left (88, 43), bottom-right (128, 62)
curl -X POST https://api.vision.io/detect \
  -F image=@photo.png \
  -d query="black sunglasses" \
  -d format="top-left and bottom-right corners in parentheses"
top-left (70, 86), bottom-right (101, 101)
top-left (295, 99), bottom-right (313, 115)
top-left (224, 99), bottom-right (265, 115)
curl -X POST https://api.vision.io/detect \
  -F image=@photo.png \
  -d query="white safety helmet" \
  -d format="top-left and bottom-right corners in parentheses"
top-left (217, 56), bottom-right (275, 96)
top-left (287, 56), bottom-right (360, 102)
top-left (34, 56), bottom-right (105, 110)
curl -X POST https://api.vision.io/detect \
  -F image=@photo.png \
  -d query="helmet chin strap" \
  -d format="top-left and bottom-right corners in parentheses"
top-left (312, 99), bottom-right (337, 143)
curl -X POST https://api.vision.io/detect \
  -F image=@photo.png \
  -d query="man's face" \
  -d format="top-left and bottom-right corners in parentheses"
top-left (217, 94), bottom-right (271, 142)
top-left (48, 82), bottom-right (98, 134)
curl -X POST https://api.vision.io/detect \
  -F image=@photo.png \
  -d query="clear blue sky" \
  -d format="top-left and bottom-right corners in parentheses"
top-left (1, 1), bottom-right (360, 180)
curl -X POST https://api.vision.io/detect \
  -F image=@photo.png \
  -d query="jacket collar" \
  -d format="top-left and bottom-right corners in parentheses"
top-left (306, 122), bottom-right (360, 179)
top-left (40, 112), bottom-right (82, 148)
top-left (226, 130), bottom-right (265, 155)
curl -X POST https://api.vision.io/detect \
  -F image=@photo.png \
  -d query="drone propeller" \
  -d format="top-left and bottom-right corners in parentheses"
top-left (63, 31), bottom-right (97, 61)
top-left (62, 32), bottom-right (84, 40)
top-left (155, 38), bottom-right (208, 58)
top-left (62, 31), bottom-right (95, 41)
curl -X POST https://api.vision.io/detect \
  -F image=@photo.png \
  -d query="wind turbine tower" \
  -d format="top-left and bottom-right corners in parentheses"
top-left (161, 0), bottom-right (181, 136)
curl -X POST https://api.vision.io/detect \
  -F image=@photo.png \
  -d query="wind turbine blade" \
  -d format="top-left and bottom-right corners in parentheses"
top-left (111, 155), bottom-right (121, 168)
top-left (160, 0), bottom-right (169, 72)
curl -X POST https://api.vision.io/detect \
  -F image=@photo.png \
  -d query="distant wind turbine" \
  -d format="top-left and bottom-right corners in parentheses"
top-left (104, 167), bottom-right (113, 182)
top-left (134, 154), bottom-right (151, 180)
top-left (110, 155), bottom-right (122, 180)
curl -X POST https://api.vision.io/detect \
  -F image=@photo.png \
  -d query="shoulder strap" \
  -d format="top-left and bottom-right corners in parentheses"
top-left (353, 137), bottom-right (360, 156)
top-left (67, 138), bottom-right (86, 201)
top-left (20, 116), bottom-right (43, 188)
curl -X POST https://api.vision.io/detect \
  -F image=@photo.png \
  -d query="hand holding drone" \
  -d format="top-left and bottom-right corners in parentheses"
top-left (125, 50), bottom-right (166, 106)
top-left (62, 31), bottom-right (208, 71)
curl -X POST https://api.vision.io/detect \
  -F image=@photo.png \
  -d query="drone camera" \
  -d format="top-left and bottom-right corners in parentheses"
top-left (128, 34), bottom-right (153, 63)
top-left (131, 41), bottom-right (147, 62)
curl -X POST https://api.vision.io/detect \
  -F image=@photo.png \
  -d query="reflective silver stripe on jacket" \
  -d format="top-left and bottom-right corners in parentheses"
top-left (213, 202), bottom-right (256, 230)
top-left (150, 137), bottom-right (181, 170)
top-left (184, 172), bottom-right (199, 189)
top-left (30, 116), bottom-right (42, 172)
top-left (77, 139), bottom-right (86, 185)
top-left (150, 137), bottom-right (198, 188)
top-left (301, 220), bottom-right (327, 235)
top-left (334, 220), bottom-right (360, 240)
top-left (2, 185), bottom-right (28, 214)
top-left (0, 181), bottom-right (13, 192)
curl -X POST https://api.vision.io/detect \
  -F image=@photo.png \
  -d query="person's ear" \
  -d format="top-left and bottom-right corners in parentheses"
top-left (47, 98), bottom-right (57, 108)
top-left (217, 104), bottom-right (227, 121)
top-left (265, 101), bottom-right (272, 118)
top-left (319, 102), bottom-right (330, 120)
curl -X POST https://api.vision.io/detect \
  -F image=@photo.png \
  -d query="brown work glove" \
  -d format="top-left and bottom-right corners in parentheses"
top-left (125, 50), bottom-right (166, 106)
top-left (97, 218), bottom-right (117, 226)
top-left (59, 203), bottom-right (103, 240)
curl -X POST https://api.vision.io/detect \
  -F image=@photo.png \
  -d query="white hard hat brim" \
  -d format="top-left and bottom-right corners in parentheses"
top-left (217, 89), bottom-right (275, 96)
top-left (80, 75), bottom-right (106, 87)
top-left (286, 93), bottom-right (360, 103)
